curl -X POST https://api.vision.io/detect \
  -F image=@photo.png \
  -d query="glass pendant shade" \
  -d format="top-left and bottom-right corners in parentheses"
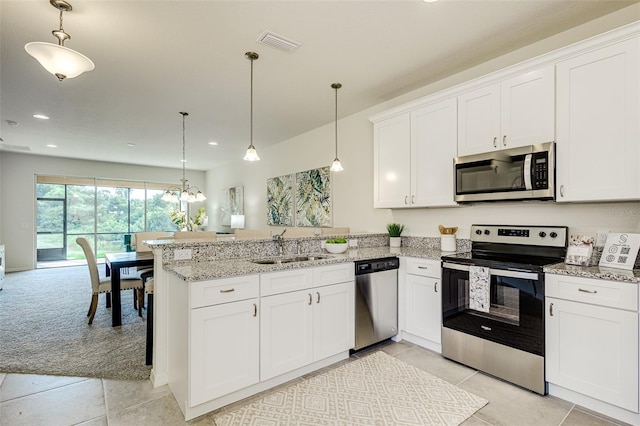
top-left (25, 42), bottom-right (94, 80)
top-left (162, 190), bottom-right (178, 202)
top-left (243, 145), bottom-right (260, 161)
top-left (330, 158), bottom-right (344, 172)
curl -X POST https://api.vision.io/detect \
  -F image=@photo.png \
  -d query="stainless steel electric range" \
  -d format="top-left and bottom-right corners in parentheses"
top-left (440, 224), bottom-right (568, 394)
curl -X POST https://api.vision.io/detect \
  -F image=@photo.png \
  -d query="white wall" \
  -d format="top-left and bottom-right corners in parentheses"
top-left (0, 152), bottom-right (205, 271)
top-left (205, 6), bottom-right (640, 239)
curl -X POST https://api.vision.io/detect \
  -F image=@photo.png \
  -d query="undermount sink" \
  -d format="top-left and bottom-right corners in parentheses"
top-left (250, 255), bottom-right (329, 265)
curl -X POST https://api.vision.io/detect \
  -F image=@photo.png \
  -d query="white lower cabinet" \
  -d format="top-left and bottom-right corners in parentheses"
top-left (190, 298), bottom-right (259, 406)
top-left (260, 271), bottom-right (354, 381)
top-left (260, 289), bottom-right (314, 380)
top-left (545, 274), bottom-right (639, 413)
top-left (401, 258), bottom-right (441, 352)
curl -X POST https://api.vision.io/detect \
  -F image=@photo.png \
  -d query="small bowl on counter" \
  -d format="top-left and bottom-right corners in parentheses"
top-left (325, 238), bottom-right (348, 254)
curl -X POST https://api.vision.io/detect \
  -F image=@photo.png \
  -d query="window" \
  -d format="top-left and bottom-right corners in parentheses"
top-left (36, 176), bottom-right (181, 262)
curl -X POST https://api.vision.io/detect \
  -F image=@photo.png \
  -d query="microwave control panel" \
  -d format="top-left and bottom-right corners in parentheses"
top-left (531, 152), bottom-right (549, 189)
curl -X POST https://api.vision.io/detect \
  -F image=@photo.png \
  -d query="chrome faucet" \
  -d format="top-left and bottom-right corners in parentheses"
top-left (273, 229), bottom-right (287, 256)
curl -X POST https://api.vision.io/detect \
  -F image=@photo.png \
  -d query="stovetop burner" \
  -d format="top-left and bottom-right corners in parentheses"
top-left (442, 224), bottom-right (568, 271)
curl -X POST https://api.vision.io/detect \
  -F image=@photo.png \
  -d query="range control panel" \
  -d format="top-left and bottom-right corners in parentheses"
top-left (470, 224), bottom-right (568, 247)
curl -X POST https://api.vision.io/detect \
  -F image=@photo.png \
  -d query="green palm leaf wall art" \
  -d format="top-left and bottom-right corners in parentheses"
top-left (267, 174), bottom-right (294, 226)
top-left (296, 166), bottom-right (332, 227)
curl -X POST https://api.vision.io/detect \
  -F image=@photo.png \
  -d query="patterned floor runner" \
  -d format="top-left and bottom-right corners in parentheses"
top-left (215, 351), bottom-right (488, 425)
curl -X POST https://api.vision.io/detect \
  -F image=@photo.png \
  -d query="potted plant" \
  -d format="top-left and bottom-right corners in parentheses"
top-left (325, 237), bottom-right (348, 254)
top-left (387, 223), bottom-right (404, 247)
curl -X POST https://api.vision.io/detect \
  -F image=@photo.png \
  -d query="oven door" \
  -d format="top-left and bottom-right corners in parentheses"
top-left (441, 262), bottom-right (545, 356)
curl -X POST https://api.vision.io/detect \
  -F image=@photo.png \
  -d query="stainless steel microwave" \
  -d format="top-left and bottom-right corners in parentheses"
top-left (454, 142), bottom-right (555, 203)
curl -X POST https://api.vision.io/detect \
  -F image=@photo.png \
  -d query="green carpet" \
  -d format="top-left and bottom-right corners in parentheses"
top-left (0, 266), bottom-right (151, 380)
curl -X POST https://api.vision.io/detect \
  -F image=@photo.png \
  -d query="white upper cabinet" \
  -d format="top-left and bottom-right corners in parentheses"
top-left (555, 36), bottom-right (640, 202)
top-left (457, 66), bottom-right (555, 156)
top-left (410, 98), bottom-right (458, 207)
top-left (373, 114), bottom-right (411, 208)
top-left (373, 97), bottom-right (457, 208)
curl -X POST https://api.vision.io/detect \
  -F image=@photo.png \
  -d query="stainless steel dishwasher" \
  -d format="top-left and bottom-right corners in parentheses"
top-left (353, 257), bottom-right (399, 350)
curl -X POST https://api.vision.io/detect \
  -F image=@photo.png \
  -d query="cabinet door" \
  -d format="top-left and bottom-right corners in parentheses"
top-left (313, 281), bottom-right (355, 361)
top-left (260, 290), bottom-right (314, 381)
top-left (500, 66), bottom-right (554, 149)
top-left (556, 37), bottom-right (640, 202)
top-left (546, 297), bottom-right (638, 412)
top-left (457, 83), bottom-right (501, 156)
top-left (190, 299), bottom-right (259, 406)
top-left (411, 98), bottom-right (458, 207)
top-left (373, 114), bottom-right (411, 208)
top-left (405, 273), bottom-right (441, 344)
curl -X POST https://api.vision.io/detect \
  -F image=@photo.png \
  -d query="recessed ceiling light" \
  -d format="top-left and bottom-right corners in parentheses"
top-left (46, 144), bottom-right (57, 148)
top-left (6, 120), bottom-right (19, 127)
top-left (127, 143), bottom-right (136, 147)
top-left (180, 159), bottom-right (187, 163)
top-left (422, 0), bottom-right (438, 2)
top-left (208, 141), bottom-right (218, 146)
top-left (33, 114), bottom-right (49, 120)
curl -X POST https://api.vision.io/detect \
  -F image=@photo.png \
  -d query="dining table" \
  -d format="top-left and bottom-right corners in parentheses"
top-left (104, 251), bottom-right (155, 327)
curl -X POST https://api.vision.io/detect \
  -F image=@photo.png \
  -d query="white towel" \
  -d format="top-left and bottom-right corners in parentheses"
top-left (469, 266), bottom-right (490, 313)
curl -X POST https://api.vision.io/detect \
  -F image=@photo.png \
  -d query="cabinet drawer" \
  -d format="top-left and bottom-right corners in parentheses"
top-left (405, 258), bottom-right (440, 278)
top-left (261, 268), bottom-right (314, 296)
top-left (546, 274), bottom-right (638, 311)
top-left (313, 263), bottom-right (354, 287)
top-left (190, 275), bottom-right (259, 309)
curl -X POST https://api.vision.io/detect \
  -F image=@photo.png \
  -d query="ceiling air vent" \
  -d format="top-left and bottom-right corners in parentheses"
top-left (256, 30), bottom-right (302, 53)
top-left (0, 144), bottom-right (31, 151)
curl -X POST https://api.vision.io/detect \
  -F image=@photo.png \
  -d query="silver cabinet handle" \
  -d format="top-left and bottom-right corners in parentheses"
top-left (308, 293), bottom-right (312, 305)
top-left (502, 135), bottom-right (507, 146)
top-left (220, 288), bottom-right (235, 293)
top-left (404, 196), bottom-right (408, 205)
top-left (493, 137), bottom-right (497, 148)
top-left (253, 303), bottom-right (257, 317)
top-left (411, 195), bottom-right (415, 204)
top-left (316, 292), bottom-right (320, 303)
top-left (549, 302), bottom-right (554, 316)
top-left (481, 325), bottom-right (492, 331)
top-left (578, 288), bottom-right (597, 294)
top-left (560, 185), bottom-right (565, 197)
top-left (434, 281), bottom-right (438, 293)
top-left (418, 266), bottom-right (429, 270)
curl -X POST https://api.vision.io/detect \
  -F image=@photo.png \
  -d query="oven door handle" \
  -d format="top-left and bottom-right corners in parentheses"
top-left (442, 262), bottom-right (539, 280)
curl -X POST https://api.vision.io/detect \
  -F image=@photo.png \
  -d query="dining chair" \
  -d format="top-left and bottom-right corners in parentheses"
top-left (234, 229), bottom-right (272, 240)
top-left (76, 237), bottom-right (145, 325)
top-left (173, 231), bottom-right (218, 240)
top-left (320, 227), bottom-right (350, 236)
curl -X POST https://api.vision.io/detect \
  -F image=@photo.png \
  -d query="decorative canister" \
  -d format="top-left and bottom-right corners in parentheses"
top-left (441, 234), bottom-right (457, 252)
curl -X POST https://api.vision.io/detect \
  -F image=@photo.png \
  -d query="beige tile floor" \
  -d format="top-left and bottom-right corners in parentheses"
top-left (0, 341), bottom-right (629, 426)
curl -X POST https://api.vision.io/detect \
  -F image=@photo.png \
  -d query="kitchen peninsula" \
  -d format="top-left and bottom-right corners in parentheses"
top-left (145, 233), bottom-right (447, 420)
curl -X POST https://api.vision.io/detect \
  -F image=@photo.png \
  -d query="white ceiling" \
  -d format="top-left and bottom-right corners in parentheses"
top-left (1, 0), bottom-right (636, 171)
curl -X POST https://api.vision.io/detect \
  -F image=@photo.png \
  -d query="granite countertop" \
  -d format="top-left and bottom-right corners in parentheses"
top-left (165, 246), bottom-right (447, 282)
top-left (544, 262), bottom-right (640, 283)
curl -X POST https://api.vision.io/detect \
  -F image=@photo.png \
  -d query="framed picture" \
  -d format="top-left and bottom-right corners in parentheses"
top-left (295, 166), bottom-right (332, 227)
top-left (267, 174), bottom-right (294, 226)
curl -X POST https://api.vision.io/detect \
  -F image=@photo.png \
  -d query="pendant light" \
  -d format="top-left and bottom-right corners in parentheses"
top-left (162, 112), bottom-right (206, 203)
top-left (243, 52), bottom-right (260, 161)
top-left (330, 83), bottom-right (344, 172)
top-left (24, 0), bottom-right (95, 81)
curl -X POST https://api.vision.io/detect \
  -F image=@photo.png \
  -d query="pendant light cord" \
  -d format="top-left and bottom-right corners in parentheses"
top-left (334, 85), bottom-right (338, 158)
top-left (250, 57), bottom-right (254, 148)
top-left (180, 112), bottom-right (188, 190)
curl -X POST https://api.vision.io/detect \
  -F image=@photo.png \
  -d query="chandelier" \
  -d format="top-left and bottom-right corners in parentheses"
top-left (24, 0), bottom-right (95, 81)
top-left (162, 112), bottom-right (206, 203)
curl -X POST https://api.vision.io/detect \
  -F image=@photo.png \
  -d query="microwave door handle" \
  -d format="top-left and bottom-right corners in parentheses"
top-left (524, 154), bottom-right (533, 190)
top-left (442, 262), bottom-right (539, 280)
